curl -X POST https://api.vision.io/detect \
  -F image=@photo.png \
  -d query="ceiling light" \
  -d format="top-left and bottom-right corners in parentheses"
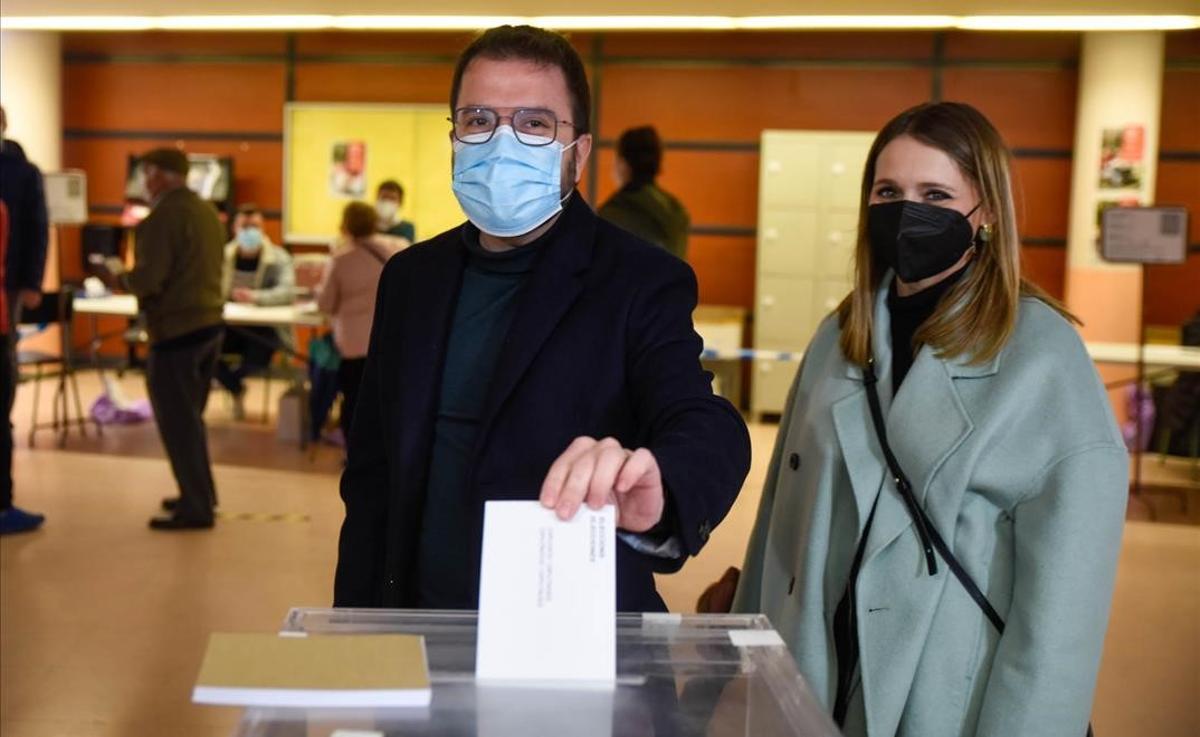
top-left (960, 15), bottom-right (1200, 31)
top-left (1, 14), bottom-right (1197, 33)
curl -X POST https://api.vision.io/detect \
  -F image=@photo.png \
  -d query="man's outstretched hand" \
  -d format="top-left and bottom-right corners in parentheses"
top-left (539, 436), bottom-right (665, 533)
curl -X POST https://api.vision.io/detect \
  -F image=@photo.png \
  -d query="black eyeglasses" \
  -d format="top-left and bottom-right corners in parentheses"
top-left (450, 107), bottom-right (577, 146)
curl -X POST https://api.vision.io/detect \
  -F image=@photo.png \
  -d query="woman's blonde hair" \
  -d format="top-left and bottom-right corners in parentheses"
top-left (837, 102), bottom-right (1076, 366)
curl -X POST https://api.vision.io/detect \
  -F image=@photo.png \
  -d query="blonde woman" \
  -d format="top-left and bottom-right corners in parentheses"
top-left (733, 102), bottom-right (1126, 736)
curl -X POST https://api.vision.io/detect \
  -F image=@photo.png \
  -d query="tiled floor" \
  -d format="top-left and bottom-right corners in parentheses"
top-left (1, 371), bottom-right (1196, 736)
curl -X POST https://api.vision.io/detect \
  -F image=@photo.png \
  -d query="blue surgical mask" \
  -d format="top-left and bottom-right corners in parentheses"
top-left (451, 126), bottom-right (576, 238)
top-left (237, 226), bottom-right (264, 252)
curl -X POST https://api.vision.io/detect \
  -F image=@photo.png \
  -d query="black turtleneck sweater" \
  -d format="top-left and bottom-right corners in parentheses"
top-left (886, 267), bottom-right (967, 392)
top-left (831, 266), bottom-right (968, 725)
top-left (417, 219), bottom-right (554, 609)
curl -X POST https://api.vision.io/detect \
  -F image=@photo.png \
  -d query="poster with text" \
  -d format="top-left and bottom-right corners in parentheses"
top-left (330, 140), bottom-right (367, 197)
top-left (1098, 125), bottom-right (1144, 190)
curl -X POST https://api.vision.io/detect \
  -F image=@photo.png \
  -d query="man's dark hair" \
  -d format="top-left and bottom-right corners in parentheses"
top-left (617, 126), bottom-right (663, 185)
top-left (237, 202), bottom-right (262, 218)
top-left (377, 179), bottom-right (404, 201)
top-left (450, 25), bottom-right (591, 137)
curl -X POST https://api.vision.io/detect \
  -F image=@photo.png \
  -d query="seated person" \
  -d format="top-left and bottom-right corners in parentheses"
top-left (374, 180), bottom-right (416, 245)
top-left (216, 203), bottom-right (295, 419)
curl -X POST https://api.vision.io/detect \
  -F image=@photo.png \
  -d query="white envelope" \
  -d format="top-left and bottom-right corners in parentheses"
top-left (475, 500), bottom-right (616, 688)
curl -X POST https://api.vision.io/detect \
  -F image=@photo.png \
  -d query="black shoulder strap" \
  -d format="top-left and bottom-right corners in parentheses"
top-left (862, 359), bottom-right (1006, 634)
top-left (860, 361), bottom-right (1094, 737)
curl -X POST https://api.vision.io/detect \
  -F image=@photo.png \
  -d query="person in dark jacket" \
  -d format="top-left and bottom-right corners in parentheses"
top-left (1160, 310), bottom-right (1200, 454)
top-left (0, 106), bottom-right (49, 325)
top-left (100, 148), bottom-right (226, 530)
top-left (598, 125), bottom-right (691, 261)
top-left (333, 25), bottom-right (749, 613)
top-left (0, 107), bottom-right (48, 535)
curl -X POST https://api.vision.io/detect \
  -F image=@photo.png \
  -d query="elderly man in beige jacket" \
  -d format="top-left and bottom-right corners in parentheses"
top-left (216, 203), bottom-right (295, 419)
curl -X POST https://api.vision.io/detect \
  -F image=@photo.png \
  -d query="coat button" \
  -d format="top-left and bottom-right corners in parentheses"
top-left (698, 521), bottom-right (712, 542)
top-left (788, 453), bottom-right (800, 470)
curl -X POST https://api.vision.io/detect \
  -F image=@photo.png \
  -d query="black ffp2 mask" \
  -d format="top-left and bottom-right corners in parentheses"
top-left (868, 200), bottom-right (981, 283)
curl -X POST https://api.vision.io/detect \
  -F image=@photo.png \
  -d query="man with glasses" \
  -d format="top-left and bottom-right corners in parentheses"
top-left (334, 25), bottom-right (750, 613)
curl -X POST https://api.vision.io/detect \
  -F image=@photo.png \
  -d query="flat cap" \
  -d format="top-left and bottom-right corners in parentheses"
top-left (139, 147), bottom-right (190, 176)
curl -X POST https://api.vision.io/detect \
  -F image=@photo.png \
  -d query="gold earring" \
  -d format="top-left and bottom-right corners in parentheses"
top-left (978, 223), bottom-right (994, 243)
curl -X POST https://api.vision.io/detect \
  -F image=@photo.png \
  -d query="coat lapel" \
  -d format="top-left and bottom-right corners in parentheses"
top-left (849, 275), bottom-right (1003, 737)
top-left (831, 285), bottom-right (895, 535)
top-left (862, 348), bottom-right (974, 564)
top-left (396, 238), bottom-right (466, 445)
top-left (475, 195), bottom-right (595, 450)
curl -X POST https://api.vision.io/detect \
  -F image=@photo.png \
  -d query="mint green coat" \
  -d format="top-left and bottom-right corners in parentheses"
top-left (734, 285), bottom-right (1128, 737)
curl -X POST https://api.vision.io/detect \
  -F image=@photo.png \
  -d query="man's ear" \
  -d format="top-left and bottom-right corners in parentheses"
top-left (572, 133), bottom-right (594, 184)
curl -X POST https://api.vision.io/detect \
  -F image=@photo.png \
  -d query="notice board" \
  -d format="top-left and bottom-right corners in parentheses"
top-left (284, 103), bottom-right (464, 244)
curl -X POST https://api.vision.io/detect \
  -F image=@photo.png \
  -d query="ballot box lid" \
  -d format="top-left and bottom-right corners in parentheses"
top-left (231, 608), bottom-right (839, 737)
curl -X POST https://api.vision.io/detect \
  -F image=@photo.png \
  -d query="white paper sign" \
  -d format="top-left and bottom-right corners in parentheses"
top-left (1100, 206), bottom-right (1188, 264)
top-left (44, 170), bottom-right (89, 225)
top-left (475, 501), bottom-right (616, 687)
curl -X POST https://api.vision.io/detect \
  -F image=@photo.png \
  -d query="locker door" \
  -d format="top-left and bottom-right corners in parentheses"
top-left (813, 279), bottom-right (853, 327)
top-left (817, 211), bottom-right (859, 279)
top-left (756, 274), bottom-right (818, 350)
top-left (759, 210), bottom-right (819, 277)
top-left (752, 358), bottom-right (801, 416)
top-left (821, 139), bottom-right (872, 210)
top-left (759, 135), bottom-right (821, 210)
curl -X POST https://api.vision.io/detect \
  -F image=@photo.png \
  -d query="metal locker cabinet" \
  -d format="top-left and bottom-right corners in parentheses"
top-left (753, 130), bottom-right (875, 417)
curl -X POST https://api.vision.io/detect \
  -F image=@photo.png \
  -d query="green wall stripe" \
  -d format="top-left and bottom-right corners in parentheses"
top-left (89, 204), bottom-right (281, 219)
top-left (64, 129), bottom-right (282, 142)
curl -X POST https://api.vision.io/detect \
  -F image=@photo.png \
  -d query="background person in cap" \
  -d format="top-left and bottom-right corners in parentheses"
top-left (598, 125), bottom-right (690, 261)
top-left (99, 147), bottom-right (226, 530)
top-left (0, 105), bottom-right (49, 535)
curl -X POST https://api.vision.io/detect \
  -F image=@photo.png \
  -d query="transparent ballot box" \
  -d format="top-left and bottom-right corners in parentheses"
top-left (233, 608), bottom-right (839, 737)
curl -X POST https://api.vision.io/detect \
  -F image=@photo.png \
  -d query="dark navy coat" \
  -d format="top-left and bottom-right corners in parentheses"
top-left (333, 193), bottom-right (750, 612)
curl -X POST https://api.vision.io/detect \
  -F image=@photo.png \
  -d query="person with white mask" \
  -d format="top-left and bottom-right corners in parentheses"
top-left (374, 179), bottom-right (415, 245)
top-left (216, 203), bottom-right (295, 419)
top-left (333, 25), bottom-right (749, 612)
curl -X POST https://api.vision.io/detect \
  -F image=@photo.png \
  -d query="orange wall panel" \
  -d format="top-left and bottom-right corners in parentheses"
top-left (1011, 158), bottom-right (1072, 238)
top-left (686, 235), bottom-right (757, 309)
top-left (1164, 29), bottom-right (1200, 59)
top-left (296, 31), bottom-right (596, 58)
top-left (602, 31), bottom-right (933, 59)
top-left (1144, 255), bottom-right (1200, 327)
top-left (592, 148), bottom-right (760, 228)
top-left (940, 68), bottom-right (1077, 149)
top-left (295, 32), bottom-right (475, 56)
top-left (942, 31), bottom-right (1079, 60)
top-left (600, 66), bottom-right (930, 142)
top-left (62, 138), bottom-right (283, 213)
top-left (63, 63), bottom-right (285, 132)
top-left (63, 31), bottom-right (286, 56)
top-left (1156, 162), bottom-right (1200, 245)
top-left (1019, 245), bottom-right (1067, 300)
top-left (1161, 70), bottom-right (1200, 152)
top-left (294, 63), bottom-right (455, 104)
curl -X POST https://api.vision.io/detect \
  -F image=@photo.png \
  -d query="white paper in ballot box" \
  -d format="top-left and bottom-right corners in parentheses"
top-left (475, 500), bottom-right (617, 687)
